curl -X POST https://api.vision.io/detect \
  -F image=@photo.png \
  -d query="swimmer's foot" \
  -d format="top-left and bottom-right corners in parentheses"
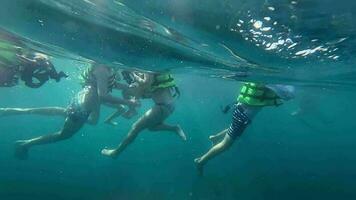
top-left (104, 120), bottom-right (118, 126)
top-left (291, 109), bottom-right (301, 116)
top-left (209, 135), bottom-right (221, 146)
top-left (14, 140), bottom-right (30, 160)
top-left (175, 125), bottom-right (187, 141)
top-left (0, 108), bottom-right (8, 117)
top-left (101, 148), bottom-right (118, 159)
top-left (194, 158), bottom-right (204, 177)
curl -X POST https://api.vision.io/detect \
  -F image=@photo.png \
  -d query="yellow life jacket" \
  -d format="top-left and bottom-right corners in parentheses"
top-left (0, 40), bottom-right (20, 67)
top-left (237, 82), bottom-right (282, 106)
top-left (150, 73), bottom-right (176, 92)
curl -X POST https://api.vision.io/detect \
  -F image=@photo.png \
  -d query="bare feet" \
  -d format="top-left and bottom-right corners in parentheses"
top-left (194, 158), bottom-right (204, 176)
top-left (104, 120), bottom-right (118, 126)
top-left (175, 125), bottom-right (187, 141)
top-left (14, 140), bottom-right (30, 160)
top-left (101, 148), bottom-right (118, 159)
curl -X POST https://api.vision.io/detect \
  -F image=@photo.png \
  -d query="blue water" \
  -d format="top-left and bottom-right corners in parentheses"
top-left (1, 0), bottom-right (356, 199)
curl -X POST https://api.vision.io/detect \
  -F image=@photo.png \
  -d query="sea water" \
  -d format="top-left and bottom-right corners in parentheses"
top-left (0, 0), bottom-right (356, 199)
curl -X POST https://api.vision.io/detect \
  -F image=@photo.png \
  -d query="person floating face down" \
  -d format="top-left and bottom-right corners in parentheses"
top-left (194, 82), bottom-right (295, 176)
top-left (0, 39), bottom-right (67, 88)
top-left (17, 53), bottom-right (68, 88)
top-left (101, 72), bottom-right (186, 159)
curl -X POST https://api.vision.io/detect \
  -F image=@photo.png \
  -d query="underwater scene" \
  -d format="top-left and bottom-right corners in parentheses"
top-left (1, 0), bottom-right (356, 199)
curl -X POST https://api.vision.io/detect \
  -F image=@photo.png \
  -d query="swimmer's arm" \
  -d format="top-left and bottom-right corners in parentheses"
top-left (17, 55), bottom-right (35, 63)
top-left (132, 73), bottom-right (145, 83)
top-left (113, 82), bottom-right (129, 90)
top-left (17, 55), bottom-right (39, 68)
top-left (99, 85), bottom-right (137, 106)
top-left (132, 73), bottom-right (153, 85)
top-left (94, 69), bottom-right (122, 101)
top-left (87, 102), bottom-right (100, 125)
top-left (87, 112), bottom-right (99, 125)
top-left (93, 67), bottom-right (110, 97)
top-left (93, 68), bottom-right (135, 106)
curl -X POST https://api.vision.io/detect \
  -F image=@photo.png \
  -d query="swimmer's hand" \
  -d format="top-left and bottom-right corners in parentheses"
top-left (104, 120), bottom-right (118, 126)
top-left (128, 83), bottom-right (139, 88)
top-left (128, 99), bottom-right (141, 107)
top-left (220, 105), bottom-right (231, 114)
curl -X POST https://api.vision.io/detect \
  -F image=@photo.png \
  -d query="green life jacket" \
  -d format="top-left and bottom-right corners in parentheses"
top-left (237, 82), bottom-right (282, 107)
top-left (150, 73), bottom-right (176, 92)
top-left (0, 40), bottom-right (20, 67)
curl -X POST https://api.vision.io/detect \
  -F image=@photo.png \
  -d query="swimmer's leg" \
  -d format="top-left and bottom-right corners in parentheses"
top-left (102, 106), bottom-right (159, 158)
top-left (101, 119), bottom-right (145, 158)
top-left (0, 107), bottom-right (66, 117)
top-left (122, 105), bottom-right (138, 119)
top-left (104, 105), bottom-right (126, 126)
top-left (14, 116), bottom-right (84, 160)
top-left (194, 134), bottom-right (234, 176)
top-left (149, 124), bottom-right (187, 141)
top-left (209, 129), bottom-right (228, 146)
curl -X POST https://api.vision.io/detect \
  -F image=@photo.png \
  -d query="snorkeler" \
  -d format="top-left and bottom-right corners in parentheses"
top-left (0, 38), bottom-right (67, 88)
top-left (194, 82), bottom-right (295, 176)
top-left (2, 84), bottom-right (100, 159)
top-left (101, 72), bottom-right (187, 159)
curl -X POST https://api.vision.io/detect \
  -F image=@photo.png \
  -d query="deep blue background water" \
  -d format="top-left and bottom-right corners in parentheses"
top-left (1, 58), bottom-right (356, 200)
top-left (1, 0), bottom-right (356, 199)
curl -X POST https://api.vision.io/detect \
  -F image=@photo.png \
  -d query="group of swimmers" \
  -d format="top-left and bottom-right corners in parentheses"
top-left (1, 62), bottom-right (186, 153)
top-left (1, 38), bottom-right (295, 176)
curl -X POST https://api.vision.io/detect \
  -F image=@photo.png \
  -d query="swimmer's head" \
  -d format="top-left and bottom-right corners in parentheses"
top-left (33, 53), bottom-right (49, 61)
top-left (33, 53), bottom-right (53, 69)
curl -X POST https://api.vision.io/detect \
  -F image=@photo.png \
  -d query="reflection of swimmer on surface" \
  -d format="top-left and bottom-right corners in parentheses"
top-left (101, 72), bottom-right (186, 159)
top-left (0, 35), bottom-right (67, 88)
top-left (0, 85), bottom-right (100, 160)
top-left (194, 83), bottom-right (295, 176)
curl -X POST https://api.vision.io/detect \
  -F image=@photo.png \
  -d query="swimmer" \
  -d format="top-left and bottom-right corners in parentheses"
top-left (1, 85), bottom-right (100, 159)
top-left (194, 83), bottom-right (295, 176)
top-left (101, 72), bottom-right (186, 158)
top-left (0, 35), bottom-right (67, 88)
